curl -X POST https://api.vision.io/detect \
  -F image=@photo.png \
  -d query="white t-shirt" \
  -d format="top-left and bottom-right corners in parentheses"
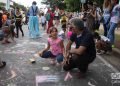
top-left (110, 4), bottom-right (120, 23)
top-left (41, 16), bottom-right (46, 24)
top-left (100, 35), bottom-right (110, 41)
top-left (58, 30), bottom-right (65, 40)
top-left (55, 10), bottom-right (59, 16)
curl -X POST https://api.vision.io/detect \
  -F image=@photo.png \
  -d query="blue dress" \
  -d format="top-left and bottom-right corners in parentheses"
top-left (28, 5), bottom-right (40, 38)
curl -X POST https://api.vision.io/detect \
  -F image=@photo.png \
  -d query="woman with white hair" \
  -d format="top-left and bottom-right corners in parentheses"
top-left (28, 1), bottom-right (40, 38)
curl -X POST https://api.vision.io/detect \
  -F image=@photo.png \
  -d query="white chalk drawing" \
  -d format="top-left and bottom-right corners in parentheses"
top-left (10, 44), bottom-right (24, 49)
top-left (7, 83), bottom-right (16, 86)
top-left (36, 75), bottom-right (59, 86)
top-left (26, 51), bottom-right (35, 53)
top-left (3, 42), bottom-right (47, 55)
top-left (42, 67), bottom-right (50, 71)
top-left (29, 42), bottom-right (40, 45)
top-left (1, 70), bottom-right (17, 82)
top-left (88, 81), bottom-right (96, 86)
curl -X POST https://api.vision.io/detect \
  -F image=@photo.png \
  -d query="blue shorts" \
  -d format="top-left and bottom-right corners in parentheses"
top-left (41, 51), bottom-right (64, 63)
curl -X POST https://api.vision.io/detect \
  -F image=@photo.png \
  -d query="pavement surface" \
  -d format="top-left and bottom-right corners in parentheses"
top-left (0, 25), bottom-right (120, 86)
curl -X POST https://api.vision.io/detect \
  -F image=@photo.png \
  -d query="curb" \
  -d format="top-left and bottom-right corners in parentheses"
top-left (112, 48), bottom-right (120, 57)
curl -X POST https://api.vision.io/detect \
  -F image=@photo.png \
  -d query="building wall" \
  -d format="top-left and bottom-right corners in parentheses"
top-left (0, 0), bottom-right (7, 4)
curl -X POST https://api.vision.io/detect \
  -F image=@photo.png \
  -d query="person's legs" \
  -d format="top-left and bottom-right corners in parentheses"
top-left (19, 25), bottom-right (24, 37)
top-left (28, 16), bottom-right (34, 38)
top-left (2, 27), bottom-right (11, 44)
top-left (103, 23), bottom-right (107, 37)
top-left (78, 63), bottom-right (88, 74)
top-left (47, 21), bottom-right (50, 33)
top-left (41, 51), bottom-right (56, 64)
top-left (103, 17), bottom-right (110, 37)
top-left (107, 22), bottom-right (117, 45)
top-left (15, 24), bottom-right (19, 38)
top-left (10, 25), bottom-right (15, 38)
top-left (63, 58), bottom-right (77, 71)
top-left (34, 16), bottom-right (40, 37)
top-left (56, 54), bottom-right (64, 63)
top-left (72, 54), bottom-right (90, 74)
top-left (41, 51), bottom-right (55, 58)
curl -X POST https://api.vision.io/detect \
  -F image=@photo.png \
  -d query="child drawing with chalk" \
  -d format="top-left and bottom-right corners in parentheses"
top-left (38, 27), bottom-right (65, 65)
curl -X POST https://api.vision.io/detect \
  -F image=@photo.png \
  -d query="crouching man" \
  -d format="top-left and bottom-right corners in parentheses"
top-left (63, 18), bottom-right (96, 78)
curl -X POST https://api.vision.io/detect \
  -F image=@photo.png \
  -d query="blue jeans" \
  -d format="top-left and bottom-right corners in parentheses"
top-left (107, 22), bottom-right (117, 45)
top-left (41, 51), bottom-right (63, 63)
top-left (103, 16), bottom-right (110, 36)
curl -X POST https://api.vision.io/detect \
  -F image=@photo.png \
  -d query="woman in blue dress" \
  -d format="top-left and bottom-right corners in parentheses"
top-left (28, 1), bottom-right (40, 38)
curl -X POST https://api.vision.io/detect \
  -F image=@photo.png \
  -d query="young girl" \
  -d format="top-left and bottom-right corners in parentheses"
top-left (39, 27), bottom-right (65, 65)
top-left (67, 26), bottom-right (73, 40)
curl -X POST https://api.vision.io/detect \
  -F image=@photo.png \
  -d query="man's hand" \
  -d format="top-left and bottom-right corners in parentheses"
top-left (69, 49), bottom-right (75, 54)
top-left (63, 51), bottom-right (71, 65)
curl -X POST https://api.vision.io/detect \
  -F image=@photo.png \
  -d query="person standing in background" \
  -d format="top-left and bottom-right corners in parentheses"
top-left (103, 0), bottom-right (112, 37)
top-left (46, 9), bottom-right (54, 34)
top-left (54, 7), bottom-right (60, 27)
top-left (41, 13), bottom-right (46, 30)
top-left (107, 0), bottom-right (120, 48)
top-left (28, 1), bottom-right (40, 38)
top-left (15, 8), bottom-right (24, 38)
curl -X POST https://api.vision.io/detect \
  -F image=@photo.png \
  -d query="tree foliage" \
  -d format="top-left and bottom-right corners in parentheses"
top-left (0, 2), bottom-right (27, 11)
top-left (41, 0), bottom-right (104, 12)
top-left (41, 0), bottom-right (65, 10)
top-left (13, 2), bottom-right (27, 11)
top-left (0, 2), bottom-right (6, 10)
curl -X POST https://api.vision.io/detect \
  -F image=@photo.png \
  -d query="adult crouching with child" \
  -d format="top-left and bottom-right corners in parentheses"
top-left (63, 18), bottom-right (96, 79)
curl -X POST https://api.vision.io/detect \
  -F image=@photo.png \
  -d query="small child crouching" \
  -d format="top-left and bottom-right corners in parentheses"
top-left (93, 32), bottom-right (112, 54)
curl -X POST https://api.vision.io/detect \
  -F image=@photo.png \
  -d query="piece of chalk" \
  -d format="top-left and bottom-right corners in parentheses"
top-left (29, 58), bottom-right (36, 63)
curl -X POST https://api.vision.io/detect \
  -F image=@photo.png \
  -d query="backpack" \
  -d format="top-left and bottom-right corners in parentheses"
top-left (46, 13), bottom-right (50, 21)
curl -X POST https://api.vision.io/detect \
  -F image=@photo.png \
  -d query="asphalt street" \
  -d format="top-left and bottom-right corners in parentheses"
top-left (0, 25), bottom-right (120, 86)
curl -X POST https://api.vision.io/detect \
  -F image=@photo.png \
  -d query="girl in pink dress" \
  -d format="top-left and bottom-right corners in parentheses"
top-left (39, 27), bottom-right (65, 65)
